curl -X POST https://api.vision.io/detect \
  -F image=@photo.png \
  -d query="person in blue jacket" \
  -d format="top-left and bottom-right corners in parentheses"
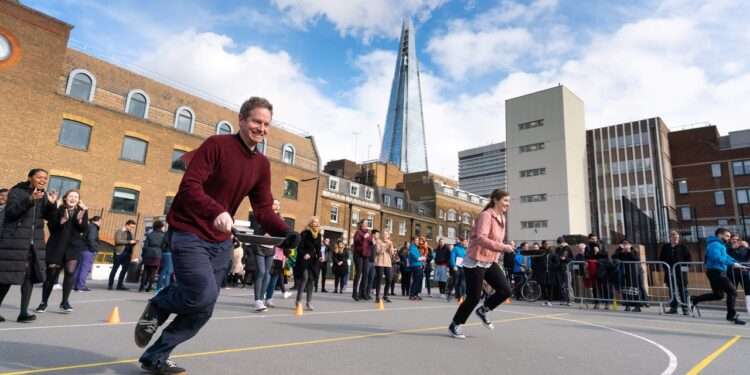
top-left (408, 237), bottom-right (427, 300)
top-left (447, 238), bottom-right (467, 302)
top-left (691, 228), bottom-right (749, 325)
top-left (512, 243), bottom-right (529, 299)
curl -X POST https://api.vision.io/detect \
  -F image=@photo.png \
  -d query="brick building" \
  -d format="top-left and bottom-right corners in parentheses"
top-left (0, 2), bottom-right (319, 252)
top-left (670, 125), bottom-right (750, 240)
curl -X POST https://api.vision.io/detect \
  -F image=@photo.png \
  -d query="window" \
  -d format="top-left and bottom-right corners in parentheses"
top-left (350, 184), bottom-right (360, 197)
top-left (111, 188), bottom-right (139, 213)
top-left (395, 197), bottom-right (404, 209)
top-left (732, 160), bottom-right (750, 176)
top-left (282, 144), bottom-right (296, 164)
top-left (351, 210), bottom-right (359, 226)
top-left (48, 176), bottom-right (80, 194)
top-left (365, 188), bottom-right (374, 201)
top-left (164, 196), bottom-right (174, 215)
top-left (385, 218), bottom-right (393, 233)
top-left (328, 177), bottom-right (339, 192)
top-left (521, 220), bottom-right (548, 229)
top-left (174, 107), bottom-right (195, 133)
top-left (171, 149), bottom-right (186, 171)
top-left (518, 119), bottom-right (544, 130)
top-left (66, 69), bottom-right (95, 102)
top-left (439, 210), bottom-right (445, 220)
top-left (711, 164), bottom-right (722, 177)
top-left (426, 226), bottom-right (433, 239)
top-left (216, 121), bottom-right (233, 135)
top-left (125, 90), bottom-right (149, 119)
top-left (471, 196), bottom-right (480, 204)
top-left (457, 192), bottom-right (468, 200)
top-left (329, 206), bottom-right (339, 223)
top-left (462, 213), bottom-right (472, 224)
top-left (447, 209), bottom-right (457, 222)
top-left (283, 179), bottom-right (298, 200)
top-left (521, 194), bottom-right (547, 203)
top-left (718, 219), bottom-right (729, 226)
top-left (58, 119), bottom-right (92, 150)
top-left (738, 189), bottom-right (749, 204)
top-left (367, 214), bottom-right (374, 229)
top-left (284, 217), bottom-right (296, 230)
top-left (520, 168), bottom-right (546, 178)
top-left (417, 207), bottom-right (425, 215)
top-left (680, 207), bottom-right (691, 220)
top-left (519, 142), bottom-right (545, 153)
top-left (121, 137), bottom-right (148, 164)
top-left (399, 221), bottom-right (406, 236)
top-left (677, 180), bottom-right (688, 194)
top-left (414, 223), bottom-right (421, 236)
top-left (443, 187), bottom-right (455, 195)
top-left (715, 191), bottom-right (726, 206)
top-left (383, 194), bottom-right (391, 206)
top-left (438, 225), bottom-right (444, 237)
top-left (447, 227), bottom-right (456, 239)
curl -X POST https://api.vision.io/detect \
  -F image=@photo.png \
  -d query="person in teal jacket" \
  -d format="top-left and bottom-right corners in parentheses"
top-left (691, 228), bottom-right (749, 325)
top-left (447, 239), bottom-right (467, 301)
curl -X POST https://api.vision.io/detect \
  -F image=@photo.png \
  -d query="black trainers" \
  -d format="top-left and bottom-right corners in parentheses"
top-left (733, 317), bottom-right (747, 325)
top-left (17, 313), bottom-right (36, 323)
top-left (449, 322), bottom-right (466, 339)
top-left (0, 314), bottom-right (5, 322)
top-left (135, 302), bottom-right (162, 348)
top-left (35, 303), bottom-right (47, 313)
top-left (60, 302), bottom-right (74, 313)
top-left (141, 359), bottom-right (187, 375)
top-left (475, 306), bottom-right (494, 330)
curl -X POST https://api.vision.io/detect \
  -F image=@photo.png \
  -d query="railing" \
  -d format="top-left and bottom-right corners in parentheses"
top-left (671, 261), bottom-right (749, 315)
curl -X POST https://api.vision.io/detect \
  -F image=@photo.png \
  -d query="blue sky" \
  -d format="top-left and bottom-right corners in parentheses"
top-left (26, 0), bottom-right (750, 178)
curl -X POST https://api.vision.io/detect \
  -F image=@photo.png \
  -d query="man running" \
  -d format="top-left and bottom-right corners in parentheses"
top-left (134, 97), bottom-right (300, 374)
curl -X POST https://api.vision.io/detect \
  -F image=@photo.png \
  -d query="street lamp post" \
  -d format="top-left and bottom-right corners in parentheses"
top-left (301, 176), bottom-right (320, 217)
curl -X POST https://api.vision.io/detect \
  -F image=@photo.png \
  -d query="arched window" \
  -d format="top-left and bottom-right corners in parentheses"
top-left (125, 89), bottom-right (150, 119)
top-left (216, 121), bottom-right (233, 135)
top-left (447, 209), bottom-right (457, 222)
top-left (282, 144), bottom-right (295, 164)
top-left (174, 106), bottom-right (195, 133)
top-left (65, 69), bottom-right (96, 102)
top-left (462, 213), bottom-right (472, 225)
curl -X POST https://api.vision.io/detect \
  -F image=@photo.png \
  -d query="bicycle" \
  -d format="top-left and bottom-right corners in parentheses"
top-left (516, 269), bottom-right (542, 302)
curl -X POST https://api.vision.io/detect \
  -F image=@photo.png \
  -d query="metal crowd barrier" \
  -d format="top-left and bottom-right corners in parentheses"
top-left (671, 261), bottom-right (749, 316)
top-left (566, 260), bottom-right (673, 314)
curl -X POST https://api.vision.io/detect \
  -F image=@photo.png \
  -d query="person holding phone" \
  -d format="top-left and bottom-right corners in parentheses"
top-left (0, 169), bottom-right (57, 323)
top-left (449, 189), bottom-right (515, 339)
top-left (36, 189), bottom-right (88, 314)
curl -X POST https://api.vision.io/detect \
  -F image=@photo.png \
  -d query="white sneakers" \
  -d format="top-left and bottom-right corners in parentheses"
top-left (254, 300), bottom-right (267, 312)
top-left (282, 291), bottom-right (292, 299)
top-left (265, 299), bottom-right (275, 308)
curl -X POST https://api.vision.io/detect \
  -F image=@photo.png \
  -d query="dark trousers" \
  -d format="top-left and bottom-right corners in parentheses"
top-left (0, 264), bottom-right (34, 316)
top-left (424, 268), bottom-right (432, 296)
top-left (74, 251), bottom-right (95, 290)
top-left (318, 261), bottom-right (328, 291)
top-left (389, 265), bottom-right (398, 295)
top-left (108, 252), bottom-right (130, 289)
top-left (374, 266), bottom-right (392, 300)
top-left (352, 255), bottom-right (373, 299)
top-left (400, 270), bottom-right (411, 296)
top-left (452, 263), bottom-right (511, 325)
top-left (410, 267), bottom-right (424, 297)
top-left (140, 231), bottom-right (232, 366)
top-left (692, 269), bottom-right (737, 320)
top-left (669, 273), bottom-right (688, 311)
top-left (451, 267), bottom-right (466, 299)
top-left (296, 268), bottom-right (315, 304)
top-left (140, 265), bottom-right (159, 292)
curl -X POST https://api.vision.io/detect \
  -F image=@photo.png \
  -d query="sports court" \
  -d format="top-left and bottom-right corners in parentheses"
top-left (0, 281), bottom-right (747, 375)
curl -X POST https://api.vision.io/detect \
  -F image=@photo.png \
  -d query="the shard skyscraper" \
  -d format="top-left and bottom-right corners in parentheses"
top-left (379, 19), bottom-right (429, 173)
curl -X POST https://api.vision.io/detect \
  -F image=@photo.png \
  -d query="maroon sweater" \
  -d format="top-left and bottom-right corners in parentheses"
top-left (167, 134), bottom-right (289, 242)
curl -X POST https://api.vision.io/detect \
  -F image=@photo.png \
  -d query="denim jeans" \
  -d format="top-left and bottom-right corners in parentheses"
top-left (254, 254), bottom-right (273, 301)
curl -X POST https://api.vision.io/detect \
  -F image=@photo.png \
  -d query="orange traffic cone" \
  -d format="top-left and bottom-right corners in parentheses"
top-left (106, 306), bottom-right (120, 324)
top-left (295, 303), bottom-right (304, 316)
top-left (377, 299), bottom-right (385, 310)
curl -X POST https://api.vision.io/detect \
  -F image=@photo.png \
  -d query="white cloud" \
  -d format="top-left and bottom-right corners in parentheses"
top-left (271, 0), bottom-right (447, 41)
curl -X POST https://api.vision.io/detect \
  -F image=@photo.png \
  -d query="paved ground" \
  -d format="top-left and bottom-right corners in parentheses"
top-left (0, 280), bottom-right (748, 375)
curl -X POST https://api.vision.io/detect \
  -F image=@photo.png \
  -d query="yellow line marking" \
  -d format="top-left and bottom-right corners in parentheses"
top-left (685, 335), bottom-right (742, 375)
top-left (0, 313), bottom-right (567, 375)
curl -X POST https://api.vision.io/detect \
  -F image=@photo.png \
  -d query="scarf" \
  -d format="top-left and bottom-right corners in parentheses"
top-left (310, 228), bottom-right (320, 239)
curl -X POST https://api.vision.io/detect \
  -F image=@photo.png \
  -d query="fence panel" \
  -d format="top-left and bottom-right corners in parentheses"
top-left (566, 260), bottom-right (673, 313)
top-left (672, 262), bottom-right (749, 315)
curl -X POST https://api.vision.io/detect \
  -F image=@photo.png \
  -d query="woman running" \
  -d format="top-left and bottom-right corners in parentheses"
top-left (37, 189), bottom-right (88, 314)
top-left (449, 189), bottom-right (515, 339)
top-left (374, 230), bottom-right (395, 303)
top-left (331, 240), bottom-right (348, 293)
top-left (295, 217), bottom-right (322, 311)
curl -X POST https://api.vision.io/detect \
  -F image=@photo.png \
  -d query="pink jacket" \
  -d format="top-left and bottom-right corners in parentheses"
top-left (467, 209), bottom-right (513, 263)
top-left (273, 246), bottom-right (286, 266)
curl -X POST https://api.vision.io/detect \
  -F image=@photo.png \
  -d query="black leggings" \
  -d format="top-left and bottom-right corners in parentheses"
top-left (400, 270), bottom-right (411, 296)
top-left (334, 273), bottom-right (346, 292)
top-left (452, 263), bottom-right (511, 325)
top-left (374, 266), bottom-right (392, 300)
top-left (424, 268), bottom-right (432, 296)
top-left (42, 260), bottom-right (78, 306)
top-left (0, 271), bottom-right (34, 316)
